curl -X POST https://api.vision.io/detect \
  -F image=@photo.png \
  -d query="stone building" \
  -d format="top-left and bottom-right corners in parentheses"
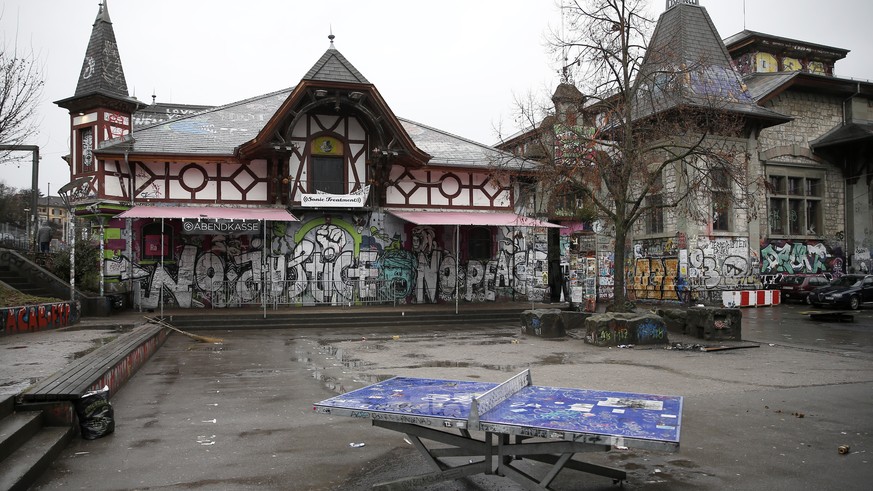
top-left (726, 30), bottom-right (873, 276)
top-left (499, 0), bottom-right (873, 306)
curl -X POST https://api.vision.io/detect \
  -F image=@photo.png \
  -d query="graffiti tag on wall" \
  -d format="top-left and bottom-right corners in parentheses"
top-left (630, 236), bottom-right (761, 300)
top-left (112, 217), bottom-right (551, 309)
top-left (2, 302), bottom-right (79, 335)
top-left (760, 239), bottom-right (844, 275)
top-left (687, 237), bottom-right (757, 289)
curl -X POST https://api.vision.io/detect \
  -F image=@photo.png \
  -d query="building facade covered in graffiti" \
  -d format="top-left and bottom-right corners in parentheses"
top-left (499, 0), bottom-right (873, 305)
top-left (55, 2), bottom-right (561, 310)
top-left (55, 1), bottom-right (873, 310)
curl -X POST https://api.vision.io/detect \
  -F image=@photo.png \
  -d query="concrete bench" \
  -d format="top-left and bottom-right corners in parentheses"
top-left (18, 323), bottom-right (168, 425)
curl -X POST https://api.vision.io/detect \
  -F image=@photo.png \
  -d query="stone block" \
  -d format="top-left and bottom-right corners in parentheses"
top-left (584, 313), bottom-right (669, 347)
top-left (654, 308), bottom-right (687, 333)
top-left (686, 307), bottom-right (742, 341)
top-left (520, 309), bottom-right (565, 338)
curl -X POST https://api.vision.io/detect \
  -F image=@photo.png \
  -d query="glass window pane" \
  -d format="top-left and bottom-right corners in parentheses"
top-left (806, 178), bottom-right (820, 197)
top-left (787, 177), bottom-right (802, 195)
top-left (713, 191), bottom-right (730, 231)
top-left (312, 156), bottom-right (345, 194)
top-left (806, 200), bottom-right (820, 235)
top-left (769, 198), bottom-right (785, 234)
top-left (769, 175), bottom-right (784, 194)
top-left (788, 199), bottom-right (803, 235)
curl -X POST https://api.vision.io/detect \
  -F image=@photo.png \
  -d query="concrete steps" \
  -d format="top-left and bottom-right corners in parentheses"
top-left (0, 396), bottom-right (74, 491)
top-left (164, 307), bottom-right (529, 330)
top-left (0, 266), bottom-right (57, 298)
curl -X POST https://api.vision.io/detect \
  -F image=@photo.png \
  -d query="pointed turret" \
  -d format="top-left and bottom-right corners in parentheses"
top-left (633, 0), bottom-right (788, 124)
top-left (74, 0), bottom-right (129, 99)
top-left (55, 0), bottom-right (140, 192)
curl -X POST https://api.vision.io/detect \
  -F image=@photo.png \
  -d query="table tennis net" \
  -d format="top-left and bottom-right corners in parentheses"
top-left (468, 369), bottom-right (532, 426)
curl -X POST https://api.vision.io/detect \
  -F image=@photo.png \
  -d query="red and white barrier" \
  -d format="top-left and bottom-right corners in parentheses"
top-left (722, 289), bottom-right (781, 308)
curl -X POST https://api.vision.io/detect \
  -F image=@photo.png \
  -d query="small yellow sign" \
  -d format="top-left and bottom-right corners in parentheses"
top-left (311, 136), bottom-right (343, 156)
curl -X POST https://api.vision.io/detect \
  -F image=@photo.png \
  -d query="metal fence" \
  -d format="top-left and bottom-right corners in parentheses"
top-left (132, 277), bottom-right (408, 310)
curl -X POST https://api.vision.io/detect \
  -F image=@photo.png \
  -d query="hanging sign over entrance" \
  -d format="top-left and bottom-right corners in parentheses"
top-left (301, 193), bottom-right (365, 207)
top-left (301, 185), bottom-right (370, 208)
top-left (182, 219), bottom-right (262, 235)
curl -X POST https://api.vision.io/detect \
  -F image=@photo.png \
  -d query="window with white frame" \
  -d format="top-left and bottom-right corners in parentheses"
top-left (767, 170), bottom-right (822, 236)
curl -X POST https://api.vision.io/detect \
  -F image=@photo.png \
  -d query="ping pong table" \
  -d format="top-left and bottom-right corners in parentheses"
top-left (314, 369), bottom-right (682, 490)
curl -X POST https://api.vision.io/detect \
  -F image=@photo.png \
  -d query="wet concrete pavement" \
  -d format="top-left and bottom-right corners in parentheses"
top-left (13, 303), bottom-right (873, 490)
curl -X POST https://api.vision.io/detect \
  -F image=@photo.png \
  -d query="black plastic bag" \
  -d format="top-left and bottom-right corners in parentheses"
top-left (75, 386), bottom-right (115, 440)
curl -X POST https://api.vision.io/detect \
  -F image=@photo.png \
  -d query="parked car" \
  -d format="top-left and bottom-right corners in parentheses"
top-left (778, 274), bottom-right (830, 304)
top-left (808, 274), bottom-right (873, 310)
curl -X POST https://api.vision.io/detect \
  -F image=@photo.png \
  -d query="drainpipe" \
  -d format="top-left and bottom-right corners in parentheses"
top-left (124, 144), bottom-right (135, 309)
top-left (840, 84), bottom-right (860, 271)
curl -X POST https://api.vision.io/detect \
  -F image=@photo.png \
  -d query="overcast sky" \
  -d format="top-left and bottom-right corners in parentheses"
top-left (1, 0), bottom-right (871, 195)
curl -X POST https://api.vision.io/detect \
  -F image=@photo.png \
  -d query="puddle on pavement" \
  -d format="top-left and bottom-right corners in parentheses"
top-left (292, 331), bottom-right (563, 394)
top-left (537, 353), bottom-right (574, 365)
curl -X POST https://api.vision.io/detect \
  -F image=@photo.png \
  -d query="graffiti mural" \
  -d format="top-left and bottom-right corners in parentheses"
top-left (631, 256), bottom-right (680, 301)
top-left (630, 236), bottom-right (762, 301)
top-left (760, 239), bottom-right (844, 276)
top-left (113, 214), bottom-right (551, 309)
top-left (2, 302), bottom-right (79, 335)
top-left (688, 237), bottom-right (759, 290)
top-left (630, 237), bottom-right (679, 301)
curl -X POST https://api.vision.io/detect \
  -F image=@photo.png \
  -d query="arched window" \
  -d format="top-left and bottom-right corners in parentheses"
top-left (310, 136), bottom-right (345, 194)
top-left (468, 227), bottom-right (493, 261)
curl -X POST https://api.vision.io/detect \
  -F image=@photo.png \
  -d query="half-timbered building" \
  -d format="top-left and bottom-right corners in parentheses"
top-left (56, 2), bottom-right (559, 310)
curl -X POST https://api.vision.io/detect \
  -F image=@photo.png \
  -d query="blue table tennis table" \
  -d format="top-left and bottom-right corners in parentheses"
top-left (314, 369), bottom-right (683, 490)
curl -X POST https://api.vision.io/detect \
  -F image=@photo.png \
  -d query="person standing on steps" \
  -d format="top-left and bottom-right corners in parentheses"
top-left (37, 222), bottom-right (52, 253)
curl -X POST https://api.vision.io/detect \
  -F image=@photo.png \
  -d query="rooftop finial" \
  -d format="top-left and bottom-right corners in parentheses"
top-left (96, 0), bottom-right (112, 24)
top-left (328, 26), bottom-right (335, 48)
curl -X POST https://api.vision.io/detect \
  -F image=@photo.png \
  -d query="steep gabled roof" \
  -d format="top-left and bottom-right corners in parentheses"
top-left (302, 44), bottom-right (370, 84)
top-left (74, 0), bottom-right (128, 99)
top-left (633, 1), bottom-right (788, 125)
top-left (96, 89), bottom-right (292, 156)
top-left (399, 118), bottom-right (531, 171)
top-left (96, 89), bottom-right (513, 171)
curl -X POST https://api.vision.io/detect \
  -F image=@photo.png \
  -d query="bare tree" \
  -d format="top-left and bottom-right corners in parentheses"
top-left (497, 0), bottom-right (772, 310)
top-left (0, 22), bottom-right (44, 160)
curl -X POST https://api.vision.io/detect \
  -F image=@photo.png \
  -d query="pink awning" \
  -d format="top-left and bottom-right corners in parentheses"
top-left (388, 210), bottom-right (561, 228)
top-left (115, 205), bottom-right (298, 221)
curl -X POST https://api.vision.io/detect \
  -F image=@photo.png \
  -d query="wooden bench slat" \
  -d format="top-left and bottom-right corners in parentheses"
top-left (21, 324), bottom-right (167, 401)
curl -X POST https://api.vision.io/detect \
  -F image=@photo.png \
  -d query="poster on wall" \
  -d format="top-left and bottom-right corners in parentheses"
top-left (144, 235), bottom-right (168, 258)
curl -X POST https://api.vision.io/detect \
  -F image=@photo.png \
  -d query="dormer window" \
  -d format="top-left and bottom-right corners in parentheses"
top-left (310, 136), bottom-right (345, 194)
